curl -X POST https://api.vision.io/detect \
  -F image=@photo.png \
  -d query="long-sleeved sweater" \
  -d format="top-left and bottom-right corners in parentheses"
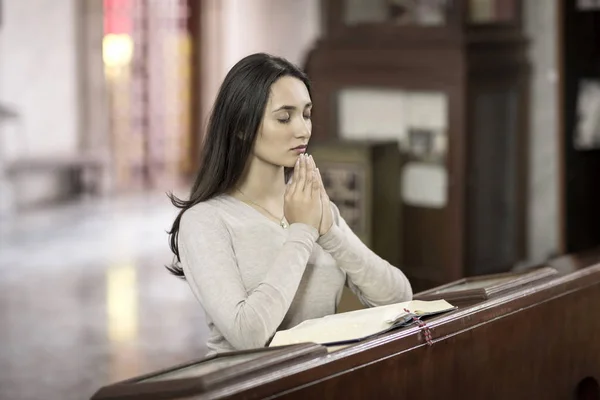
top-left (179, 194), bottom-right (412, 354)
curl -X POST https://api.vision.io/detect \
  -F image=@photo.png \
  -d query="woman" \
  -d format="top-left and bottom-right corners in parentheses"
top-left (167, 53), bottom-right (412, 355)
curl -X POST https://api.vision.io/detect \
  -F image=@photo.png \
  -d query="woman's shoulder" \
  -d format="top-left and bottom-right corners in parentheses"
top-left (180, 195), bottom-right (232, 230)
top-left (178, 196), bottom-right (236, 247)
top-left (186, 195), bottom-right (226, 211)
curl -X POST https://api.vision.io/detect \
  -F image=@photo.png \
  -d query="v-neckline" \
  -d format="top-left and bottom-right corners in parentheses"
top-left (223, 194), bottom-right (289, 231)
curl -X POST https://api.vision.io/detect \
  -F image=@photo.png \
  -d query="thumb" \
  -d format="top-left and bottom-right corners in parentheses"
top-left (320, 186), bottom-right (328, 202)
top-left (316, 171), bottom-right (328, 203)
top-left (316, 168), bottom-right (326, 190)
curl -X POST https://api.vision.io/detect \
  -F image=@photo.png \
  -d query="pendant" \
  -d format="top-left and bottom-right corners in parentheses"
top-left (280, 219), bottom-right (289, 229)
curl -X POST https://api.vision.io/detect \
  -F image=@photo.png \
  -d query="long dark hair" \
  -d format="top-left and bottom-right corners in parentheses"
top-left (166, 53), bottom-right (312, 277)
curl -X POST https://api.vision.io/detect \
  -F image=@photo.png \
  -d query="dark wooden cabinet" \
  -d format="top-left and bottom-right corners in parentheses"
top-left (305, 0), bottom-right (530, 291)
top-left (559, 0), bottom-right (600, 254)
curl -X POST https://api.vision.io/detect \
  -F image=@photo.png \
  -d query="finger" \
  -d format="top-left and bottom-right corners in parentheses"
top-left (311, 170), bottom-right (320, 196)
top-left (321, 186), bottom-right (330, 206)
top-left (288, 156), bottom-right (300, 195)
top-left (315, 167), bottom-right (324, 189)
top-left (311, 155), bottom-right (318, 171)
top-left (298, 153), bottom-right (307, 191)
top-left (303, 160), bottom-right (314, 195)
top-left (316, 168), bottom-right (329, 196)
top-left (306, 156), bottom-right (317, 193)
top-left (308, 155), bottom-right (316, 174)
top-left (316, 168), bottom-right (330, 204)
top-left (287, 177), bottom-right (293, 192)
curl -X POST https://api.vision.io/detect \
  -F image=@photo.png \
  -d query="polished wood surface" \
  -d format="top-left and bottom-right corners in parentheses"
top-left (92, 252), bottom-right (600, 399)
top-left (236, 264), bottom-right (600, 400)
top-left (91, 344), bottom-right (327, 400)
top-left (413, 265), bottom-right (558, 302)
top-left (548, 245), bottom-right (600, 275)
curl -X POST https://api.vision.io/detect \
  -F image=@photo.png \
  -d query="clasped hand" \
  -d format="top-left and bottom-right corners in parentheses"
top-left (284, 153), bottom-right (333, 235)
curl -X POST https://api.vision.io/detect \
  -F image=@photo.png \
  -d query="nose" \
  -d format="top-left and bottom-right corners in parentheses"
top-left (295, 116), bottom-right (311, 139)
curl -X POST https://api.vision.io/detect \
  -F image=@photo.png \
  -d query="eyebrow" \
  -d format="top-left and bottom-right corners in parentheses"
top-left (272, 103), bottom-right (312, 113)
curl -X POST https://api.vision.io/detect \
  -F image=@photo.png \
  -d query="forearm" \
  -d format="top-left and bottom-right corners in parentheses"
top-left (183, 222), bottom-right (319, 350)
top-left (227, 223), bottom-right (318, 348)
top-left (318, 224), bottom-right (412, 305)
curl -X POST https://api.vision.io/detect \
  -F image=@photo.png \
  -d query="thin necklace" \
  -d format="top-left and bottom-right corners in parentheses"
top-left (236, 189), bottom-right (289, 229)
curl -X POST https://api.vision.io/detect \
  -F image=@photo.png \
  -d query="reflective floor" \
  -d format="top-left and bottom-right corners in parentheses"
top-left (0, 192), bottom-right (210, 400)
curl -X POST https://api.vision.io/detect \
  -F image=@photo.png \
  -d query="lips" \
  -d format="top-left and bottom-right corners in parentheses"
top-left (292, 145), bottom-right (307, 151)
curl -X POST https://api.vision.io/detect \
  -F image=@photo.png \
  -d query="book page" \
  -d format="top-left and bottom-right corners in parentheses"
top-left (269, 300), bottom-right (454, 347)
top-left (408, 299), bottom-right (456, 315)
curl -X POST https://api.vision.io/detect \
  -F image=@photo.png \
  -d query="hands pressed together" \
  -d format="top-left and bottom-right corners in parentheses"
top-left (284, 154), bottom-right (333, 236)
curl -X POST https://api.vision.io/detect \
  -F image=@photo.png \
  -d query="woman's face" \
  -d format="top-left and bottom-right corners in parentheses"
top-left (253, 76), bottom-right (312, 168)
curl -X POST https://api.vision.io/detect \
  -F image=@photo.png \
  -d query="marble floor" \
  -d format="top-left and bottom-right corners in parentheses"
top-left (0, 192), bottom-right (210, 400)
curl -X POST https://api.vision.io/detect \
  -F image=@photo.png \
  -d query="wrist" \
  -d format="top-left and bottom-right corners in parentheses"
top-left (288, 222), bottom-right (320, 241)
top-left (319, 221), bottom-right (333, 236)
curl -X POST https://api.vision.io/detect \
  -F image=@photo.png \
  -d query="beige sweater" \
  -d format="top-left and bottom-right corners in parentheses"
top-left (179, 194), bottom-right (412, 354)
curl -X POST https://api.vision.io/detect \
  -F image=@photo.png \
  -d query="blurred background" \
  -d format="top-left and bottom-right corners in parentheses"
top-left (1, 0), bottom-right (599, 399)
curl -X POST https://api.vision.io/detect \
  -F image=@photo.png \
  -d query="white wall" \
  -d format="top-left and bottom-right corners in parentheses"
top-left (0, 0), bottom-right (81, 207)
top-left (0, 0), bottom-right (80, 158)
top-left (524, 0), bottom-right (559, 263)
top-left (200, 0), bottom-right (321, 129)
top-left (222, 0), bottom-right (321, 70)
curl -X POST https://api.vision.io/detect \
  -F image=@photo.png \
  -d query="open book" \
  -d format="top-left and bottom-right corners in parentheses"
top-left (269, 299), bottom-right (455, 347)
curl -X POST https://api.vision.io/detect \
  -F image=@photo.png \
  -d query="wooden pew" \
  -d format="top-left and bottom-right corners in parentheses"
top-left (92, 257), bottom-right (600, 400)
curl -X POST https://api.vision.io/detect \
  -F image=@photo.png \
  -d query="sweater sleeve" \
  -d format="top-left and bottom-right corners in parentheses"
top-left (317, 203), bottom-right (412, 306)
top-left (179, 205), bottom-right (319, 350)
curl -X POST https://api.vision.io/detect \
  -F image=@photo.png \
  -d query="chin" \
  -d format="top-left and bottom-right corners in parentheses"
top-left (280, 154), bottom-right (300, 168)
